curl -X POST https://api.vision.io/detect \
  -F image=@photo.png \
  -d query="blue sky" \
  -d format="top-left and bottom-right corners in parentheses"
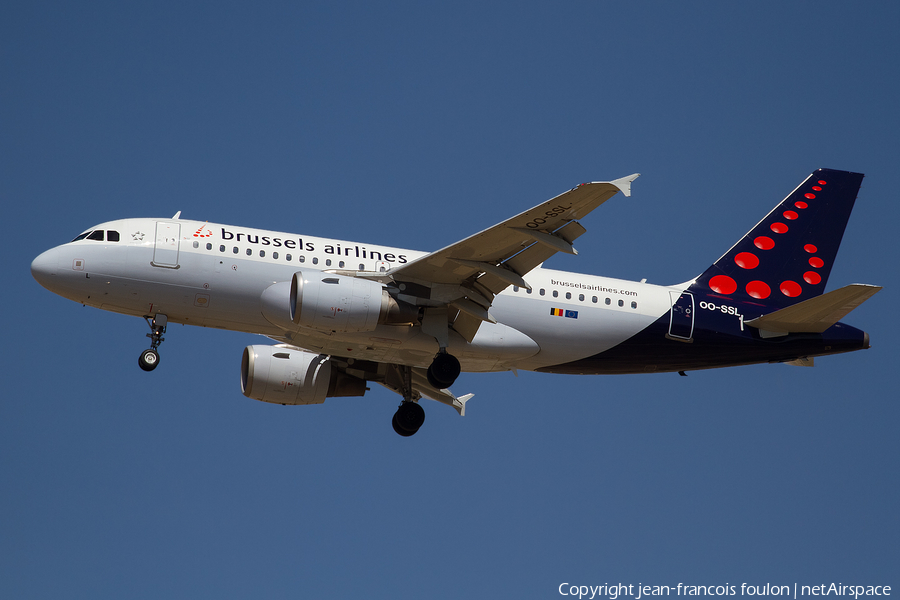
top-left (3, 2), bottom-right (898, 598)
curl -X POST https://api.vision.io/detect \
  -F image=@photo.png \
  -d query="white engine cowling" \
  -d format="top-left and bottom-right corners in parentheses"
top-left (241, 346), bottom-right (333, 405)
top-left (241, 345), bottom-right (368, 405)
top-left (260, 271), bottom-right (418, 333)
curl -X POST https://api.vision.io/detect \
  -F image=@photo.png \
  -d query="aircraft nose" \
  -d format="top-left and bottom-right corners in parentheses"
top-left (31, 248), bottom-right (59, 289)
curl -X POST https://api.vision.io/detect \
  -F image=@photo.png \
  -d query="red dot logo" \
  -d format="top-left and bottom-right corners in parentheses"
top-left (794, 201), bottom-right (808, 209)
top-left (783, 210), bottom-right (799, 220)
top-left (812, 186), bottom-right (822, 191)
top-left (818, 180), bottom-right (827, 185)
top-left (735, 252), bottom-right (760, 269)
top-left (805, 193), bottom-right (816, 199)
top-left (809, 257), bottom-right (825, 268)
top-left (804, 271), bottom-right (822, 285)
top-left (771, 222), bottom-right (789, 234)
top-left (754, 236), bottom-right (775, 250)
top-left (709, 275), bottom-right (737, 295)
top-left (780, 281), bottom-right (802, 297)
top-left (746, 281), bottom-right (771, 299)
top-left (804, 244), bottom-right (817, 253)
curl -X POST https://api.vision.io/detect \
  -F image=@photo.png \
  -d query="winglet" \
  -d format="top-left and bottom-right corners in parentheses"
top-left (454, 393), bottom-right (474, 417)
top-left (610, 173), bottom-right (640, 197)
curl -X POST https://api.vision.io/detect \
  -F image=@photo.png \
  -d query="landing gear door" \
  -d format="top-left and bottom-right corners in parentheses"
top-left (152, 222), bottom-right (181, 268)
top-left (667, 291), bottom-right (694, 341)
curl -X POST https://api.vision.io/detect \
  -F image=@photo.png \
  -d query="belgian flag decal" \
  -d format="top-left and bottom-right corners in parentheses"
top-left (550, 308), bottom-right (578, 319)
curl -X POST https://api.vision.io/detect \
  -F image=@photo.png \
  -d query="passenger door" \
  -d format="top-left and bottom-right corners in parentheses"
top-left (152, 222), bottom-right (181, 268)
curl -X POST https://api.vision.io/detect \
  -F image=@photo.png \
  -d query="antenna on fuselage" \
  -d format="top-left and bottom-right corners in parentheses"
top-left (171, 211), bottom-right (182, 219)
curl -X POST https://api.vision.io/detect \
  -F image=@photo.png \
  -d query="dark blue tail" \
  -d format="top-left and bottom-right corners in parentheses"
top-left (689, 168), bottom-right (864, 308)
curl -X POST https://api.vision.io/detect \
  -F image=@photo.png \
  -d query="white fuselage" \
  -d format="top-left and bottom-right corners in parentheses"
top-left (32, 217), bottom-right (682, 373)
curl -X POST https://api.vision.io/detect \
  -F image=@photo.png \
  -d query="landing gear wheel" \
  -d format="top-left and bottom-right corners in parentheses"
top-left (139, 314), bottom-right (167, 372)
top-left (392, 402), bottom-right (425, 436)
top-left (138, 348), bottom-right (160, 371)
top-left (392, 413), bottom-right (417, 437)
top-left (427, 353), bottom-right (461, 389)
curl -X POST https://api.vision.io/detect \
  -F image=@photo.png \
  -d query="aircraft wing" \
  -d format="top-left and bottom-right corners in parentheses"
top-left (384, 174), bottom-right (639, 340)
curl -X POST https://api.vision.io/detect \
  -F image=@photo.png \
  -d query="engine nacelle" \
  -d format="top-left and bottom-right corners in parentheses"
top-left (241, 346), bottom-right (366, 405)
top-left (260, 271), bottom-right (418, 333)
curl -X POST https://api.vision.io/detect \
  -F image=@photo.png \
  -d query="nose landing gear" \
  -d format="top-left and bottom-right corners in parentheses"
top-left (138, 314), bottom-right (167, 372)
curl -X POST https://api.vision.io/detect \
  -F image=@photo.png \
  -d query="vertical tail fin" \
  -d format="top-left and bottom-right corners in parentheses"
top-left (689, 168), bottom-right (864, 308)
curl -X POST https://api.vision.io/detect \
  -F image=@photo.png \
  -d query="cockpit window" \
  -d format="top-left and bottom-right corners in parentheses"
top-left (87, 230), bottom-right (105, 241)
top-left (107, 231), bottom-right (120, 242)
top-left (72, 231), bottom-right (91, 242)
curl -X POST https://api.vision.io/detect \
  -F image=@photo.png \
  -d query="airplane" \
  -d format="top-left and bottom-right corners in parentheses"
top-left (31, 168), bottom-right (881, 436)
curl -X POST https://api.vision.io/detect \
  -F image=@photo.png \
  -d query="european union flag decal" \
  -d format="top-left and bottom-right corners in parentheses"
top-left (550, 308), bottom-right (578, 319)
top-left (565, 310), bottom-right (578, 319)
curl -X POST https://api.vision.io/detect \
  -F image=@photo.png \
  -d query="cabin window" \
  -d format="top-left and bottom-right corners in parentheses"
top-left (339, 261), bottom-right (345, 268)
top-left (233, 247), bottom-right (239, 254)
top-left (192, 241), bottom-right (199, 249)
top-left (539, 289), bottom-right (545, 296)
top-left (299, 256), bottom-right (304, 263)
top-left (312, 257), bottom-right (318, 265)
top-left (605, 298), bottom-right (611, 305)
top-left (88, 230), bottom-right (104, 241)
top-left (526, 288), bottom-right (532, 294)
top-left (592, 296), bottom-right (598, 303)
top-left (618, 299), bottom-right (624, 307)
top-left (273, 252), bottom-right (279, 259)
top-left (107, 231), bottom-right (120, 242)
top-left (579, 294), bottom-right (584, 301)
top-left (513, 286), bottom-right (519, 292)
top-left (359, 264), bottom-right (365, 270)
top-left (325, 259), bottom-right (332, 266)
top-left (565, 292), bottom-right (571, 300)
top-left (206, 243), bottom-right (212, 250)
top-left (259, 250), bottom-right (265, 257)
top-left (632, 301), bottom-right (638, 309)
top-left (286, 254), bottom-right (292, 261)
top-left (246, 248), bottom-right (252, 256)
top-left (552, 290), bottom-right (558, 298)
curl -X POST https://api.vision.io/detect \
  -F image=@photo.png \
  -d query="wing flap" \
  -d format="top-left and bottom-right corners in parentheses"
top-left (744, 284), bottom-right (881, 334)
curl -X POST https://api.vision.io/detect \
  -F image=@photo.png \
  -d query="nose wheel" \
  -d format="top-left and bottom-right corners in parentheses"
top-left (139, 348), bottom-right (160, 371)
top-left (139, 314), bottom-right (167, 372)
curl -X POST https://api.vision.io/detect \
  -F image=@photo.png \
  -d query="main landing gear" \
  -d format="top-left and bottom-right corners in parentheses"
top-left (138, 314), bottom-right (167, 372)
top-left (389, 363), bottom-right (428, 437)
top-left (392, 401), bottom-right (425, 437)
top-left (426, 351), bottom-right (460, 389)
top-left (390, 352), bottom-right (462, 437)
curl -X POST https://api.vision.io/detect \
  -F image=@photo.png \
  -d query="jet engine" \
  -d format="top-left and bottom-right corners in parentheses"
top-left (260, 271), bottom-right (418, 333)
top-left (241, 345), bottom-right (367, 405)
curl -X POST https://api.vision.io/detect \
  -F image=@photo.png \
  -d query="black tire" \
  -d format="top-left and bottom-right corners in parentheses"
top-left (427, 353), bottom-right (460, 389)
top-left (394, 402), bottom-right (425, 434)
top-left (138, 349), bottom-right (160, 371)
top-left (392, 413), bottom-right (417, 437)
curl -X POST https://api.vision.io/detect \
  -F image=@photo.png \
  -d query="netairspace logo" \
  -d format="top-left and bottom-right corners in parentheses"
top-left (557, 583), bottom-right (892, 600)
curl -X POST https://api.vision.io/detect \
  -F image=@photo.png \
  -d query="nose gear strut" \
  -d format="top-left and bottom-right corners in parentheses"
top-left (138, 314), bottom-right (167, 371)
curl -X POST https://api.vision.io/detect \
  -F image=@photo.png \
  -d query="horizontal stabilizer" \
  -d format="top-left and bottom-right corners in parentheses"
top-left (744, 284), bottom-right (881, 334)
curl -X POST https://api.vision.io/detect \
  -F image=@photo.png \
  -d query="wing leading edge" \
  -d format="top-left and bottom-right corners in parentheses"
top-left (385, 174), bottom-right (639, 341)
